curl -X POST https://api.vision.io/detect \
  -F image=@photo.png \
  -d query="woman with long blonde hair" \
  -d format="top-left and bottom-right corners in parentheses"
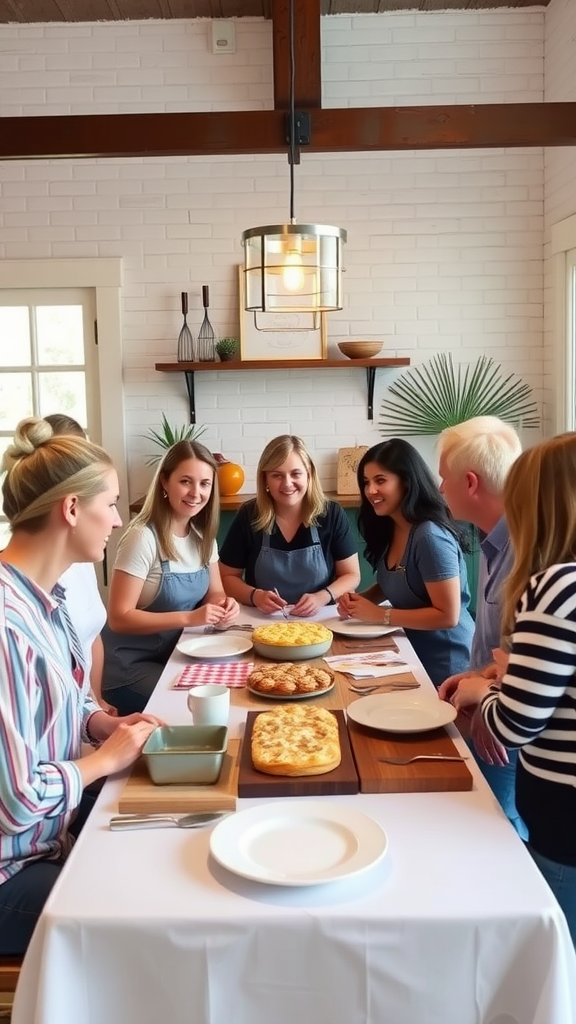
top-left (0, 418), bottom-right (161, 954)
top-left (103, 439), bottom-right (238, 714)
top-left (444, 433), bottom-right (576, 945)
top-left (220, 435), bottom-right (360, 616)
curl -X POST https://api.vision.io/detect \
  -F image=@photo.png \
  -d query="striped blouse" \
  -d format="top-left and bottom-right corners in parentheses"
top-left (0, 562), bottom-right (100, 883)
top-left (481, 563), bottom-right (576, 863)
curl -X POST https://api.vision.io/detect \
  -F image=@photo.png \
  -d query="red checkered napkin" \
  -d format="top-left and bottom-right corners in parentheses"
top-left (172, 661), bottom-right (254, 689)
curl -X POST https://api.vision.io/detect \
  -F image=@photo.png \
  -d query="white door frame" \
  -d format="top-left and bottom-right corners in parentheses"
top-left (0, 257), bottom-right (127, 581)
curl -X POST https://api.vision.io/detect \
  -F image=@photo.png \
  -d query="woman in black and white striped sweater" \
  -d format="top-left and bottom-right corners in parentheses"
top-left (444, 432), bottom-right (576, 946)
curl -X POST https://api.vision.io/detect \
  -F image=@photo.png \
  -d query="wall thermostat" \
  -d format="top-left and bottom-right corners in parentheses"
top-left (211, 21), bottom-right (236, 54)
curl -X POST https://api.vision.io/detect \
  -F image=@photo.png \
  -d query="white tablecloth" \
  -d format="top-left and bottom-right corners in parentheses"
top-left (13, 610), bottom-right (576, 1024)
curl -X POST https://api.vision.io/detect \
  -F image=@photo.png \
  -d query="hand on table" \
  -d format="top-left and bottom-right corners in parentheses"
top-left (252, 588), bottom-right (290, 616)
top-left (470, 705), bottom-right (509, 767)
top-left (438, 673), bottom-right (492, 712)
top-left (80, 714), bottom-right (165, 783)
top-left (336, 592), bottom-right (379, 622)
top-left (97, 718), bottom-right (160, 773)
top-left (290, 592), bottom-right (328, 617)
top-left (188, 597), bottom-right (239, 628)
top-left (88, 710), bottom-right (164, 743)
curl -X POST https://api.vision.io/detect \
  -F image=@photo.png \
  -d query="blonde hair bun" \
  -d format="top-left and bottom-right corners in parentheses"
top-left (1, 417), bottom-right (54, 473)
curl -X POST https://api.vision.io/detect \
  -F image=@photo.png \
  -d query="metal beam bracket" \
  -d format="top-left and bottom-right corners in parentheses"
top-left (183, 371), bottom-right (195, 424)
top-left (366, 366), bottom-right (376, 420)
top-left (285, 111), bottom-right (310, 148)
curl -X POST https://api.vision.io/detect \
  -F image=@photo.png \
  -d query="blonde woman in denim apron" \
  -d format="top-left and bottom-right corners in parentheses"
top-left (220, 435), bottom-right (360, 617)
top-left (103, 440), bottom-right (238, 714)
top-left (337, 439), bottom-right (473, 687)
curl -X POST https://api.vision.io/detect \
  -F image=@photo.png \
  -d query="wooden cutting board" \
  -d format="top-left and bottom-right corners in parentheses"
top-left (118, 739), bottom-right (239, 814)
top-left (347, 720), bottom-right (473, 793)
top-left (238, 709), bottom-right (359, 798)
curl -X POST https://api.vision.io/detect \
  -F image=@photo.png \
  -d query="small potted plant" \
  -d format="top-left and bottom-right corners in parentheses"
top-left (216, 337), bottom-right (239, 362)
top-left (142, 413), bottom-right (206, 465)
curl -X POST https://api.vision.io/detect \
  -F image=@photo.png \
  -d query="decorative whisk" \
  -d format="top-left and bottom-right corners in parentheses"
top-left (177, 291), bottom-right (195, 362)
top-left (197, 285), bottom-right (216, 362)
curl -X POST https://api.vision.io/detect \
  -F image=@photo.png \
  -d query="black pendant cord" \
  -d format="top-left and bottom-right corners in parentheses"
top-left (288, 0), bottom-right (296, 222)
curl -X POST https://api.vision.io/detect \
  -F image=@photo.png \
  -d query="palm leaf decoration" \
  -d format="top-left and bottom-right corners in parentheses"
top-left (379, 353), bottom-right (539, 436)
top-left (142, 413), bottom-right (206, 465)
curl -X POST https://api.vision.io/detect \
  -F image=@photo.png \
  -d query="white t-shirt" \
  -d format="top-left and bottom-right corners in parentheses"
top-left (114, 523), bottom-right (218, 608)
top-left (58, 562), bottom-right (106, 676)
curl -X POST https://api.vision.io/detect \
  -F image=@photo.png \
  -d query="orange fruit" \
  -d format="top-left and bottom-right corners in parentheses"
top-left (217, 461), bottom-right (245, 495)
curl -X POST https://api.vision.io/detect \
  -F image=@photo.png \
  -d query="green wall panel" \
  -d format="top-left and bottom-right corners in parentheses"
top-left (218, 509), bottom-right (479, 617)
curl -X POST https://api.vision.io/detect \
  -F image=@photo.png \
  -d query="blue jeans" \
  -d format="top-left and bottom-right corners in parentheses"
top-left (0, 783), bottom-right (102, 954)
top-left (529, 846), bottom-right (576, 948)
top-left (0, 861), bottom-right (62, 954)
top-left (467, 741), bottom-right (528, 840)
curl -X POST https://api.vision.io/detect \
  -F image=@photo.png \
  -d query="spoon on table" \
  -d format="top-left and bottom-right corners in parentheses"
top-left (109, 811), bottom-right (230, 831)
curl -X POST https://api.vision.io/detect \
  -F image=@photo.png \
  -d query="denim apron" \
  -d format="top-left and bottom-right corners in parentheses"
top-left (376, 537), bottom-right (473, 688)
top-left (102, 556), bottom-right (209, 710)
top-left (254, 525), bottom-right (330, 605)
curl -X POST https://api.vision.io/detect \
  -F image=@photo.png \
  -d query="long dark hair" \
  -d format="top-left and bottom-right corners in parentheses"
top-left (357, 439), bottom-right (469, 569)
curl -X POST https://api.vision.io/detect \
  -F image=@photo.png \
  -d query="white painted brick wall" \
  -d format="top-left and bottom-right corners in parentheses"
top-left (543, 0), bottom-right (576, 431)
top-left (0, 11), bottom-right (547, 498)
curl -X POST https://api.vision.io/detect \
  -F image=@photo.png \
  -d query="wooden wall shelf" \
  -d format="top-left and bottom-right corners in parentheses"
top-left (129, 491), bottom-right (360, 517)
top-left (155, 357), bottom-right (410, 423)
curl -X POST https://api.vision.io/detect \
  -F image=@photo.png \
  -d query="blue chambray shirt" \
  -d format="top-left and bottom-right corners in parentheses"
top-left (470, 515), bottom-right (512, 671)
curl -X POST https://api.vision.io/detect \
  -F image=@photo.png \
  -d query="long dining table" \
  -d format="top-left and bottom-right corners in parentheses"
top-left (12, 607), bottom-right (576, 1024)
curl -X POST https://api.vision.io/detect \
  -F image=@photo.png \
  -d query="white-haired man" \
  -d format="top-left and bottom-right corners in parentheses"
top-left (437, 416), bottom-right (526, 838)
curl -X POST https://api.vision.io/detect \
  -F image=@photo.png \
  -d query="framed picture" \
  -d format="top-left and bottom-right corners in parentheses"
top-left (238, 266), bottom-right (327, 361)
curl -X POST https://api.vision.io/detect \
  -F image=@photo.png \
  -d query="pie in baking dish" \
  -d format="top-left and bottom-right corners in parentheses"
top-left (247, 662), bottom-right (334, 697)
top-left (252, 622), bottom-right (333, 646)
top-left (251, 705), bottom-right (341, 777)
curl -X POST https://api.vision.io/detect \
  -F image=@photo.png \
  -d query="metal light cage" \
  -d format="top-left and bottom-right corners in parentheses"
top-left (242, 222), bottom-right (347, 313)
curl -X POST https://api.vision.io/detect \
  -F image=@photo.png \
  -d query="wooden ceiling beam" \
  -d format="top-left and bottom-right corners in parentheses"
top-left (272, 0), bottom-right (322, 109)
top-left (1, 103), bottom-right (576, 160)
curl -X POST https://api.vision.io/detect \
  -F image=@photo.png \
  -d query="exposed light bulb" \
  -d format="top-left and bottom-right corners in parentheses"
top-left (282, 249), bottom-right (305, 292)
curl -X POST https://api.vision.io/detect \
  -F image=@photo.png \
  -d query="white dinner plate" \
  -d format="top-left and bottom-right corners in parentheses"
top-left (210, 801), bottom-right (387, 886)
top-left (346, 692), bottom-right (457, 733)
top-left (176, 636), bottom-right (253, 659)
top-left (324, 617), bottom-right (399, 639)
top-left (246, 679), bottom-right (335, 701)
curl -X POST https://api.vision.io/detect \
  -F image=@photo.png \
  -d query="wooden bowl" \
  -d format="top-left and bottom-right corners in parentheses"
top-left (338, 341), bottom-right (383, 359)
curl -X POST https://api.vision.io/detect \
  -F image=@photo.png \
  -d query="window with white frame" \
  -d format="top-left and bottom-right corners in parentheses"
top-left (0, 258), bottom-right (125, 596)
top-left (0, 288), bottom-right (99, 545)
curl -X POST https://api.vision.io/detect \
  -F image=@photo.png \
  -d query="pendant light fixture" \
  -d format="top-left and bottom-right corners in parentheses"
top-left (242, 0), bottom-right (347, 316)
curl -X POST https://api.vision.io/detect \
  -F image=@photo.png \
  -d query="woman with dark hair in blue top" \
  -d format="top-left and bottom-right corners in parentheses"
top-left (337, 439), bottom-right (474, 686)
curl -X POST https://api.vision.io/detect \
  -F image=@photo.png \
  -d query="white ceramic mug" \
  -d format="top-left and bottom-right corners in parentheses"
top-left (187, 684), bottom-right (230, 727)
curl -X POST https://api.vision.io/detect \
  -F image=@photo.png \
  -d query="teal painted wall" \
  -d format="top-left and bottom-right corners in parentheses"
top-left (218, 510), bottom-right (479, 617)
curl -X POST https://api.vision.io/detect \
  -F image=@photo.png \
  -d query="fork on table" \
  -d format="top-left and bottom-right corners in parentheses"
top-left (203, 624), bottom-right (254, 634)
top-left (273, 588), bottom-right (290, 619)
top-left (348, 682), bottom-right (420, 694)
top-left (377, 754), bottom-right (469, 765)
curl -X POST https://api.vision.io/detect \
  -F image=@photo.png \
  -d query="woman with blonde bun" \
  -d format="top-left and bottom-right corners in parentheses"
top-left (0, 417), bottom-right (162, 955)
top-left (44, 413), bottom-right (114, 715)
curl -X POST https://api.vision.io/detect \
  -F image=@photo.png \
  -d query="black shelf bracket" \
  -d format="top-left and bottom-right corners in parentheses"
top-left (183, 371), bottom-right (195, 423)
top-left (366, 366), bottom-right (376, 420)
